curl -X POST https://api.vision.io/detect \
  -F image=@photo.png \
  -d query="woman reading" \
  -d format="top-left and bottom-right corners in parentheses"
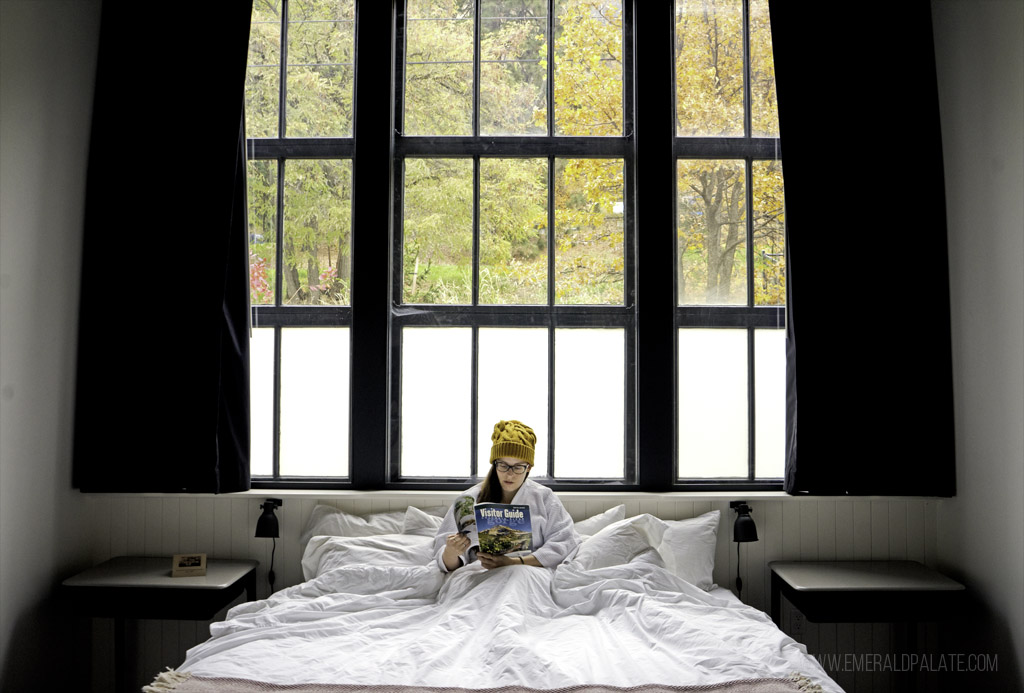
top-left (433, 420), bottom-right (581, 572)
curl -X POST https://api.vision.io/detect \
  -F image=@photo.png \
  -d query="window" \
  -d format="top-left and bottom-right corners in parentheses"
top-left (245, 0), bottom-right (785, 490)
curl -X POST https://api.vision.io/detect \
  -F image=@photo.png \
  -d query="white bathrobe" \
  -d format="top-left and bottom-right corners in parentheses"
top-left (432, 479), bottom-right (581, 572)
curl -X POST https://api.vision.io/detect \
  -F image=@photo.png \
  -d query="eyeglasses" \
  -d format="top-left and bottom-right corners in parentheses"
top-left (495, 461), bottom-right (529, 475)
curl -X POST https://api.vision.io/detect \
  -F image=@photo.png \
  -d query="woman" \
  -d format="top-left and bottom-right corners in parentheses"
top-left (433, 420), bottom-right (581, 573)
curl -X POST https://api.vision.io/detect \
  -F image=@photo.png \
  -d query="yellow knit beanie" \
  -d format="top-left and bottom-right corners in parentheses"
top-left (489, 420), bottom-right (536, 466)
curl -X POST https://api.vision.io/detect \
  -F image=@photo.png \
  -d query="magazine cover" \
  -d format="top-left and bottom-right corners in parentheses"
top-left (454, 495), bottom-right (478, 548)
top-left (474, 503), bottom-right (533, 556)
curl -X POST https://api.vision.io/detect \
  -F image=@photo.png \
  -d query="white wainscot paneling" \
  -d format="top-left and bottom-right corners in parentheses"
top-left (79, 492), bottom-right (938, 693)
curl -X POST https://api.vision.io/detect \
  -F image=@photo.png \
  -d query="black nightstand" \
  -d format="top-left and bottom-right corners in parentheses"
top-left (770, 560), bottom-right (965, 692)
top-left (62, 556), bottom-right (258, 693)
top-left (769, 560), bottom-right (965, 627)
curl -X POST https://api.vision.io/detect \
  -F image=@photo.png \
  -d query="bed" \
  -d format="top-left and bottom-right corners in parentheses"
top-left (145, 504), bottom-right (842, 693)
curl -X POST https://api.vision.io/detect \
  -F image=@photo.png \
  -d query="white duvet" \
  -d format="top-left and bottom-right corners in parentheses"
top-left (179, 522), bottom-right (841, 693)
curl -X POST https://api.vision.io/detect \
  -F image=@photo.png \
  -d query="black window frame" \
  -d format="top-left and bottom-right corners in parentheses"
top-left (248, 0), bottom-right (785, 492)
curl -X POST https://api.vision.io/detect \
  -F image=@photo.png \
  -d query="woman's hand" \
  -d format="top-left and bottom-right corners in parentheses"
top-left (442, 533), bottom-right (471, 571)
top-left (477, 552), bottom-right (518, 570)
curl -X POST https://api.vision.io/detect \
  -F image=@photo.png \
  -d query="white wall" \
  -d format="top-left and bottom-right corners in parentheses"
top-left (0, 0), bottom-right (102, 688)
top-left (932, 0), bottom-right (1024, 689)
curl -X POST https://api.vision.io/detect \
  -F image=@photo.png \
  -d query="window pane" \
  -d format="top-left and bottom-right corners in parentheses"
top-left (480, 0), bottom-right (547, 135)
top-left (246, 1), bottom-right (281, 138)
top-left (554, 329), bottom-right (624, 478)
top-left (677, 159), bottom-right (746, 306)
top-left (249, 328), bottom-right (275, 476)
top-left (555, 158), bottom-right (624, 305)
top-left (675, 0), bottom-right (744, 137)
top-left (403, 158), bottom-right (473, 304)
top-left (754, 329), bottom-right (785, 478)
top-left (553, 0), bottom-right (623, 136)
top-left (286, 0), bottom-right (355, 137)
top-left (678, 329), bottom-right (747, 478)
top-left (749, 0), bottom-right (779, 137)
top-left (401, 328), bottom-right (472, 477)
top-left (479, 158), bottom-right (548, 305)
top-left (752, 159), bottom-right (785, 306)
top-left (478, 328), bottom-right (549, 477)
top-left (248, 160), bottom-right (278, 305)
top-left (279, 328), bottom-right (350, 477)
top-left (283, 159), bottom-right (352, 305)
top-left (405, 3), bottom-right (474, 135)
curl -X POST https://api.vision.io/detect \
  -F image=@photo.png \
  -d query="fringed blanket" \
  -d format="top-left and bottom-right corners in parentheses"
top-left (144, 672), bottom-right (824, 693)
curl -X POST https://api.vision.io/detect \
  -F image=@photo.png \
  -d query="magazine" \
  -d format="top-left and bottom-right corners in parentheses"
top-left (474, 503), bottom-right (533, 556)
top-left (453, 495), bottom-right (478, 542)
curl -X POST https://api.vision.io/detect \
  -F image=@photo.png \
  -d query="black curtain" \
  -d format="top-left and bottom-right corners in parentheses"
top-left (73, 3), bottom-right (254, 492)
top-left (770, 1), bottom-right (956, 495)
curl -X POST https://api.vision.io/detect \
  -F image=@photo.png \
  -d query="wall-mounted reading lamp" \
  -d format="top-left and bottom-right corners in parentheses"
top-left (730, 501), bottom-right (758, 602)
top-left (255, 498), bottom-right (283, 592)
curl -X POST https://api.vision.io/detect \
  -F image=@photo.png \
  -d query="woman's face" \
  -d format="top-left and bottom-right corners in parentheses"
top-left (494, 456), bottom-right (530, 498)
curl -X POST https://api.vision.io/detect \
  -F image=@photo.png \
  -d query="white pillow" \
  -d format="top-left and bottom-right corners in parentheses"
top-left (573, 513), bottom-right (668, 570)
top-left (574, 504), bottom-right (626, 537)
top-left (403, 506), bottom-right (445, 536)
top-left (299, 505), bottom-right (407, 547)
top-left (657, 509), bottom-right (720, 590)
top-left (301, 533), bottom-right (435, 580)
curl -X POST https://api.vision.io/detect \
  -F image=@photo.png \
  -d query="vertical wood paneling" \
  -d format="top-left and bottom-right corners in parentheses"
top-left (109, 497), bottom-right (128, 559)
top-left (281, 498), bottom-right (303, 591)
top-left (781, 501), bottom-right (800, 560)
top-left (854, 623), bottom-right (873, 691)
top-left (834, 501), bottom-right (854, 560)
top-left (906, 500), bottom-right (925, 564)
top-left (835, 624), bottom-right (857, 692)
top-left (714, 501), bottom-right (731, 591)
top-left (871, 501), bottom-right (890, 560)
top-left (817, 500), bottom-right (836, 561)
top-left (638, 497), bottom-right (658, 517)
top-left (744, 502), bottom-right (766, 609)
top-left (888, 500), bottom-right (907, 560)
top-left (853, 501), bottom-right (872, 559)
top-left (161, 497), bottom-right (179, 555)
top-left (761, 500), bottom-right (783, 604)
top-left (923, 500), bottom-right (937, 566)
top-left (212, 496), bottom-right (232, 558)
top-left (799, 501), bottom-right (818, 560)
top-left (145, 497), bottom-right (162, 554)
top-left (127, 497), bottom-right (145, 555)
top-left (230, 498), bottom-right (248, 559)
top-left (179, 497), bottom-right (198, 552)
top-left (196, 497), bottom-right (215, 556)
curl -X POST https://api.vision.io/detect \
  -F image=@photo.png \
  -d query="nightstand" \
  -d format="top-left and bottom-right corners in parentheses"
top-left (62, 556), bottom-right (258, 693)
top-left (769, 560), bottom-right (965, 626)
top-left (769, 560), bottom-right (965, 691)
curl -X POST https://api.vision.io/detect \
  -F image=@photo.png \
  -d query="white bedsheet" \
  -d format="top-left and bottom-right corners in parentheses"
top-left (179, 539), bottom-right (840, 692)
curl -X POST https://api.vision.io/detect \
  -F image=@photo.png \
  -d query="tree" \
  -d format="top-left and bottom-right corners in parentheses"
top-left (245, 0), bottom-right (785, 308)
top-left (246, 0), bottom-right (355, 306)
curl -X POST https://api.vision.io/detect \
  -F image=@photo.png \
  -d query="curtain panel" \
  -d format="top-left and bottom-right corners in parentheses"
top-left (73, 3), bottom-right (253, 493)
top-left (769, 0), bottom-right (956, 495)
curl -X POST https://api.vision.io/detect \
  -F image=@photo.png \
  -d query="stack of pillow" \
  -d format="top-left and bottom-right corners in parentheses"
top-left (299, 502), bottom-right (720, 591)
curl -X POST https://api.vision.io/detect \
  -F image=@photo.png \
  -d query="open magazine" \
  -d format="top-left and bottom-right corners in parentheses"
top-left (453, 495), bottom-right (533, 557)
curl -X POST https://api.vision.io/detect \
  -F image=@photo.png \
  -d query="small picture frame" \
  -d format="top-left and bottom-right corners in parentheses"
top-left (171, 553), bottom-right (207, 577)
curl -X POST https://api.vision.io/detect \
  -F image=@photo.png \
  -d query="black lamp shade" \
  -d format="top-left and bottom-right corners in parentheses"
top-left (731, 502), bottom-right (758, 543)
top-left (255, 500), bottom-right (281, 538)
